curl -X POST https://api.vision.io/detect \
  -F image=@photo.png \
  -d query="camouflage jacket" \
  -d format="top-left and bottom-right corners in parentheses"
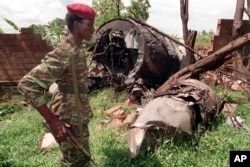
top-left (17, 37), bottom-right (89, 108)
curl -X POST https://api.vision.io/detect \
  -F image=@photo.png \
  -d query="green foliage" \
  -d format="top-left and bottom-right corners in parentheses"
top-left (195, 29), bottom-right (214, 46)
top-left (30, 18), bottom-right (66, 47)
top-left (93, 0), bottom-right (151, 29)
top-left (0, 28), bottom-right (3, 34)
top-left (1, 17), bottom-right (65, 47)
top-left (126, 0), bottom-right (151, 20)
top-left (29, 24), bottom-right (47, 38)
top-left (93, 0), bottom-right (126, 28)
top-left (3, 18), bottom-right (20, 31)
top-left (213, 86), bottom-right (247, 103)
top-left (44, 18), bottom-right (66, 46)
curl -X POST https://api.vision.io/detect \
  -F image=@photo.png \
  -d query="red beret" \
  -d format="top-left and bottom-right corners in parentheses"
top-left (66, 3), bottom-right (96, 19)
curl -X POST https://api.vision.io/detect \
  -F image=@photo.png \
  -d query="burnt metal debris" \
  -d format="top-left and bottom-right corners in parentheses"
top-left (128, 79), bottom-right (224, 158)
top-left (87, 18), bottom-right (183, 100)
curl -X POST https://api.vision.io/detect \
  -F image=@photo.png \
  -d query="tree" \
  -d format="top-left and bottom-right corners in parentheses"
top-left (93, 0), bottom-right (126, 28)
top-left (126, 0), bottom-right (150, 20)
top-left (44, 18), bottom-right (66, 46)
top-left (29, 18), bottom-right (66, 47)
top-left (92, 0), bottom-right (151, 28)
top-left (180, 0), bottom-right (197, 66)
top-left (232, 0), bottom-right (249, 78)
top-left (0, 28), bottom-right (3, 34)
top-left (29, 24), bottom-right (47, 37)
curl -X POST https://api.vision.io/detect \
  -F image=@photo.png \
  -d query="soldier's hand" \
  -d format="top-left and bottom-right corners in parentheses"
top-left (36, 104), bottom-right (70, 142)
top-left (47, 117), bottom-right (70, 142)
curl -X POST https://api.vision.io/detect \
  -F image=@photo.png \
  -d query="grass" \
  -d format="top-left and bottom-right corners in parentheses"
top-left (0, 103), bottom-right (61, 167)
top-left (0, 87), bottom-right (250, 167)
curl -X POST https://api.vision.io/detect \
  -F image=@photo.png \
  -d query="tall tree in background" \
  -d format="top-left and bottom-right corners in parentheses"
top-left (29, 24), bottom-right (47, 38)
top-left (180, 0), bottom-right (197, 67)
top-left (126, 0), bottom-right (150, 20)
top-left (93, 0), bottom-right (151, 29)
top-left (29, 18), bottom-right (66, 47)
top-left (44, 18), bottom-right (66, 46)
top-left (93, 0), bottom-right (126, 28)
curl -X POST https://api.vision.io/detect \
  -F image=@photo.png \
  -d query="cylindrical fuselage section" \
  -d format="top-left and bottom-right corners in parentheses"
top-left (93, 18), bottom-right (181, 87)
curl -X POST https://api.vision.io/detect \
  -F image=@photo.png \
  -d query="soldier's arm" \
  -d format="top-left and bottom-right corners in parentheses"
top-left (37, 104), bottom-right (67, 141)
top-left (17, 45), bottom-right (71, 141)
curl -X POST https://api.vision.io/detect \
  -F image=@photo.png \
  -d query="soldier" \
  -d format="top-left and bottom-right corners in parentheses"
top-left (17, 3), bottom-right (96, 167)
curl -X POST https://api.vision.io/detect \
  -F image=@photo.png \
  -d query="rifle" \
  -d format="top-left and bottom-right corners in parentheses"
top-left (70, 53), bottom-right (102, 167)
top-left (43, 121), bottom-right (102, 167)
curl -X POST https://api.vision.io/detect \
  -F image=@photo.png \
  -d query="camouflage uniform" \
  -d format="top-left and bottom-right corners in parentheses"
top-left (17, 37), bottom-right (92, 167)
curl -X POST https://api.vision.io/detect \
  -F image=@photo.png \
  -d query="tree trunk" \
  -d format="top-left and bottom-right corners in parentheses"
top-left (180, 0), bottom-right (188, 42)
top-left (180, 0), bottom-right (197, 65)
top-left (116, 0), bottom-right (121, 17)
top-left (186, 30), bottom-right (197, 65)
top-left (244, 0), bottom-right (250, 71)
top-left (156, 32), bottom-right (250, 94)
top-left (232, 0), bottom-right (249, 78)
top-left (245, 0), bottom-right (250, 18)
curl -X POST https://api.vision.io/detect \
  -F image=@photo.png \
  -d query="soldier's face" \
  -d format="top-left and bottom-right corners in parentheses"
top-left (78, 19), bottom-right (95, 41)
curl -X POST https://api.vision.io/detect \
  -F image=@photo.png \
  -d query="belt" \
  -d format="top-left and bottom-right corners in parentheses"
top-left (58, 84), bottom-right (87, 94)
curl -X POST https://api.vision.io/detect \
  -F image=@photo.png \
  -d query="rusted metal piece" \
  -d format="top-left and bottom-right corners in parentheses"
top-left (128, 79), bottom-right (224, 158)
top-left (88, 18), bottom-right (182, 90)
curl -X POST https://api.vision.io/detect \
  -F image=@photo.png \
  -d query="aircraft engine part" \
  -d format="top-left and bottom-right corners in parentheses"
top-left (90, 18), bottom-right (182, 89)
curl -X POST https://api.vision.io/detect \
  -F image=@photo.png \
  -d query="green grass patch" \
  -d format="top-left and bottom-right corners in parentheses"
top-left (0, 104), bottom-right (61, 167)
top-left (0, 88), bottom-right (250, 167)
top-left (213, 86), bottom-right (248, 103)
top-left (0, 103), bottom-right (22, 121)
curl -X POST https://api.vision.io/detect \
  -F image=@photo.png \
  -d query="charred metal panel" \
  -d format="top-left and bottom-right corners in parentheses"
top-left (89, 18), bottom-right (182, 89)
top-left (128, 79), bottom-right (225, 158)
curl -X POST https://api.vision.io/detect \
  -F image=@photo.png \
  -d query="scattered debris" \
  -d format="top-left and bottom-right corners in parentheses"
top-left (108, 118), bottom-right (124, 128)
top-left (128, 79), bottom-right (224, 158)
top-left (201, 70), bottom-right (250, 93)
top-left (225, 115), bottom-right (245, 129)
top-left (20, 100), bottom-right (29, 107)
top-left (122, 112), bottom-right (139, 127)
top-left (222, 103), bottom-right (238, 115)
top-left (39, 133), bottom-right (58, 150)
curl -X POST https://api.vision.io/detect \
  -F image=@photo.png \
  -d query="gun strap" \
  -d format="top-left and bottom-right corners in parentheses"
top-left (71, 55), bottom-right (84, 141)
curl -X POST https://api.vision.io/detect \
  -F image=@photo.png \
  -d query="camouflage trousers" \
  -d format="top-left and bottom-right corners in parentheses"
top-left (50, 90), bottom-right (93, 167)
top-left (59, 124), bottom-right (90, 167)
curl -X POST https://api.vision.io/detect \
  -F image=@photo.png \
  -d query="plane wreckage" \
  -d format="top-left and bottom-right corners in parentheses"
top-left (88, 18), bottom-right (182, 93)
top-left (87, 18), bottom-right (250, 158)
